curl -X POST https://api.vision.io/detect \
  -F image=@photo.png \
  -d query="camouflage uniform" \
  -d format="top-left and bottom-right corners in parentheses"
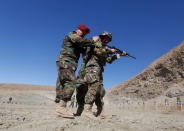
top-left (76, 49), bottom-right (89, 107)
top-left (77, 39), bottom-right (117, 107)
top-left (56, 31), bottom-right (94, 102)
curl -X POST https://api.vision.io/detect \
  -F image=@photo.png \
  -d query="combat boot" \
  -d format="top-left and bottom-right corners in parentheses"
top-left (55, 100), bottom-right (74, 118)
top-left (74, 104), bottom-right (84, 116)
top-left (81, 104), bottom-right (97, 119)
top-left (97, 105), bottom-right (112, 119)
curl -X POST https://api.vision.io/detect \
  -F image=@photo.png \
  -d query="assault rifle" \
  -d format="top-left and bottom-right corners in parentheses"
top-left (106, 45), bottom-right (136, 59)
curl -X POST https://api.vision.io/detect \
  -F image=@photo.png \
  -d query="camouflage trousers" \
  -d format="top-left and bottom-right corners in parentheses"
top-left (76, 62), bottom-right (87, 106)
top-left (56, 61), bottom-right (76, 101)
top-left (76, 66), bottom-right (105, 107)
top-left (85, 81), bottom-right (105, 107)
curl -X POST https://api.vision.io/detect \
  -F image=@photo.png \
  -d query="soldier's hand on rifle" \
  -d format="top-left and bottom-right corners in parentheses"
top-left (121, 51), bottom-right (128, 56)
top-left (110, 49), bottom-right (116, 53)
top-left (92, 36), bottom-right (99, 42)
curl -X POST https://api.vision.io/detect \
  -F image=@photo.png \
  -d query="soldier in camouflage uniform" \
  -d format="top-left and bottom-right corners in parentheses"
top-left (76, 31), bottom-right (128, 119)
top-left (55, 24), bottom-right (99, 118)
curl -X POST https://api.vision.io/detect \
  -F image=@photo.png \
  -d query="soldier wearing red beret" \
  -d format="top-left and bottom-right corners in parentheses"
top-left (78, 24), bottom-right (90, 35)
top-left (55, 24), bottom-right (99, 118)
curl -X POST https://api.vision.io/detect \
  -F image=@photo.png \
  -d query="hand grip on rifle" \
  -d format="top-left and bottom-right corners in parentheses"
top-left (110, 46), bottom-right (136, 59)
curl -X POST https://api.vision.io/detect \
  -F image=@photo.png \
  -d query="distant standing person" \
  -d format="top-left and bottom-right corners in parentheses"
top-left (55, 24), bottom-right (99, 118)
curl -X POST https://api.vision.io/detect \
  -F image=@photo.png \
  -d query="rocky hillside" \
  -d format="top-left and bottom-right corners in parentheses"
top-left (107, 42), bottom-right (184, 100)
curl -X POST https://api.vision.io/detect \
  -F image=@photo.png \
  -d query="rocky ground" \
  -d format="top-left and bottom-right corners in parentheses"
top-left (0, 86), bottom-right (184, 131)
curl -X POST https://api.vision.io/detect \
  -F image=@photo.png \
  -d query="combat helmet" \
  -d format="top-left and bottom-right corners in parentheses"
top-left (99, 31), bottom-right (112, 42)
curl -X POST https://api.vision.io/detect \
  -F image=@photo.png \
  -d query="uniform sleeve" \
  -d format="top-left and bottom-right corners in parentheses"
top-left (85, 47), bottom-right (92, 58)
top-left (81, 47), bottom-right (93, 66)
top-left (105, 46), bottom-right (114, 54)
top-left (106, 55), bottom-right (118, 64)
top-left (69, 33), bottom-right (94, 47)
top-left (81, 47), bottom-right (86, 55)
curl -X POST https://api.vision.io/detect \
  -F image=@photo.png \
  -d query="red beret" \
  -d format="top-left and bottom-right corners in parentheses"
top-left (78, 24), bottom-right (90, 34)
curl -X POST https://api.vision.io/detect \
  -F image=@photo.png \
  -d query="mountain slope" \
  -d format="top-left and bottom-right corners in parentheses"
top-left (107, 42), bottom-right (184, 100)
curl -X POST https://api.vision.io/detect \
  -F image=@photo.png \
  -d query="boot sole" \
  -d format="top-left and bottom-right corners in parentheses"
top-left (99, 115), bottom-right (112, 119)
top-left (54, 112), bottom-right (75, 119)
top-left (81, 114), bottom-right (98, 120)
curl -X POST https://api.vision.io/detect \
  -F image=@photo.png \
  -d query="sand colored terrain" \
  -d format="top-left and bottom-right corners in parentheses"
top-left (0, 84), bottom-right (184, 131)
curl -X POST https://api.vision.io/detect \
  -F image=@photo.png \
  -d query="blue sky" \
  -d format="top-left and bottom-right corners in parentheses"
top-left (0, 0), bottom-right (183, 89)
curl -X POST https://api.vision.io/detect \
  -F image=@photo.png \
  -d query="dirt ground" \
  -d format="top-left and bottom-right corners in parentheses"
top-left (0, 89), bottom-right (184, 131)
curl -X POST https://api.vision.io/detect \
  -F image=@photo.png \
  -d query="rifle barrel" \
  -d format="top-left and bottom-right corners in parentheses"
top-left (128, 55), bottom-right (136, 59)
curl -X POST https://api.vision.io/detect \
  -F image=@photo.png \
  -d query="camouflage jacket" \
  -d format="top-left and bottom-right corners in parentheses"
top-left (85, 39), bottom-right (117, 71)
top-left (57, 31), bottom-right (94, 71)
top-left (76, 39), bottom-right (117, 84)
